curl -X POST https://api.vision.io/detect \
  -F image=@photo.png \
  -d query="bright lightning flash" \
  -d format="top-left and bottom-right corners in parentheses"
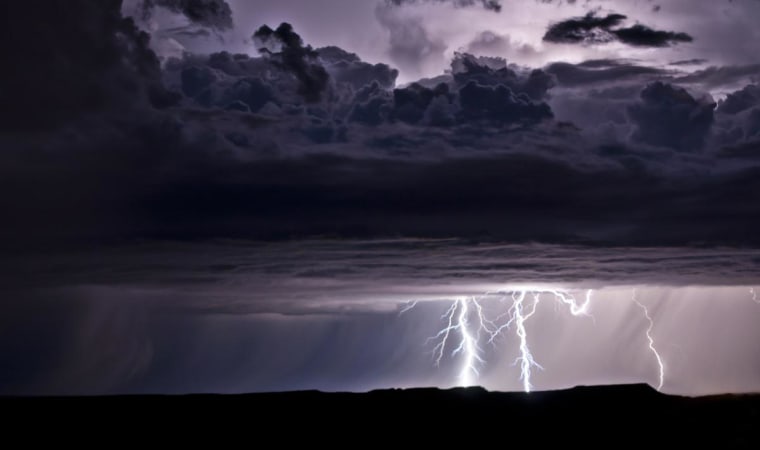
top-left (632, 291), bottom-right (665, 391)
top-left (509, 291), bottom-right (542, 392)
top-left (420, 288), bottom-right (595, 392)
top-left (427, 299), bottom-right (484, 386)
top-left (410, 286), bottom-right (758, 393)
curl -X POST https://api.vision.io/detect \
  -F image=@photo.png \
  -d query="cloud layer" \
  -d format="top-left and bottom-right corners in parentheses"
top-left (1, 1), bottom-right (760, 249)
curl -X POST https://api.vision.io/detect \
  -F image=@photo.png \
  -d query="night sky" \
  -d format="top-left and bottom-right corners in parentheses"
top-left (2, 0), bottom-right (760, 396)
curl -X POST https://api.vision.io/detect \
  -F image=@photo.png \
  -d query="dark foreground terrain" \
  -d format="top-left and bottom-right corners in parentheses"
top-left (4, 384), bottom-right (759, 446)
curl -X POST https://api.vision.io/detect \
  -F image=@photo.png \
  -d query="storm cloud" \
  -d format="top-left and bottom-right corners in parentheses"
top-left (2, 1), bottom-right (760, 249)
top-left (0, 0), bottom-right (178, 132)
top-left (253, 23), bottom-right (330, 102)
top-left (544, 12), bottom-right (693, 47)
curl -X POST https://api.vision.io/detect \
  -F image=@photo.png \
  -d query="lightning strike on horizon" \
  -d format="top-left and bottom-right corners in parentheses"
top-left (509, 291), bottom-right (542, 393)
top-left (452, 299), bottom-right (483, 386)
top-left (421, 288), bottom-right (595, 393)
top-left (632, 291), bottom-right (665, 391)
top-left (426, 298), bottom-right (484, 385)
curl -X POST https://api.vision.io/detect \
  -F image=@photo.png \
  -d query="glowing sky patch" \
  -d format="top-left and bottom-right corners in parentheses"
top-left (412, 287), bottom-right (671, 393)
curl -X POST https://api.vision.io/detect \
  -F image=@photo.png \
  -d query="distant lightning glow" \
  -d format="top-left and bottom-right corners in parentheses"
top-left (420, 288), bottom-right (595, 392)
top-left (632, 291), bottom-right (665, 391)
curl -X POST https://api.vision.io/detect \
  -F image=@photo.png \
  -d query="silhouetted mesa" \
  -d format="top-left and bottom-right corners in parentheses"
top-left (4, 384), bottom-right (758, 445)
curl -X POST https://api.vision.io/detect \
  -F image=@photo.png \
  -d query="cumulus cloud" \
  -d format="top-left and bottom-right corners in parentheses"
top-left (628, 82), bottom-right (716, 151)
top-left (253, 23), bottom-right (330, 103)
top-left (544, 12), bottom-right (693, 48)
top-left (340, 53), bottom-right (554, 128)
top-left (452, 53), bottom-right (555, 100)
top-left (717, 84), bottom-right (760, 115)
top-left (319, 46), bottom-right (399, 91)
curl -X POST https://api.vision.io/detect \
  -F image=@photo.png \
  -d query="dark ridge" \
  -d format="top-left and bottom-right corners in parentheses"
top-left (3, 384), bottom-right (759, 445)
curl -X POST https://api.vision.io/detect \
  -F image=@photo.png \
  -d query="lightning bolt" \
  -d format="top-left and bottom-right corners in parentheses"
top-left (751, 287), bottom-right (759, 304)
top-left (552, 289), bottom-right (593, 317)
top-left (452, 299), bottom-right (482, 386)
top-left (509, 291), bottom-right (542, 393)
top-left (632, 291), bottom-right (665, 391)
top-left (427, 298), bottom-right (484, 386)
top-left (422, 288), bottom-right (595, 392)
top-left (398, 300), bottom-right (418, 315)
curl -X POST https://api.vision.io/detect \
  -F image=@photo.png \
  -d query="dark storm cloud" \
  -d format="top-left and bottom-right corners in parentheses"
top-left (717, 84), bottom-right (760, 115)
top-left (162, 37), bottom-right (398, 114)
top-left (318, 46), bottom-right (399, 91)
top-left (544, 12), bottom-right (628, 45)
top-left (628, 82), bottom-right (716, 151)
top-left (253, 23), bottom-right (330, 103)
top-left (458, 82), bottom-right (552, 123)
top-left (343, 53), bottom-right (553, 127)
top-left (543, 12), bottom-right (693, 48)
top-left (452, 53), bottom-right (555, 100)
top-left (127, 147), bottom-right (760, 246)
top-left (712, 84), bottom-right (760, 149)
top-left (141, 0), bottom-right (233, 30)
top-left (2, 1), bottom-right (760, 250)
top-left (613, 24), bottom-right (693, 48)
top-left (0, 0), bottom-right (178, 132)
top-left (386, 0), bottom-right (502, 12)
